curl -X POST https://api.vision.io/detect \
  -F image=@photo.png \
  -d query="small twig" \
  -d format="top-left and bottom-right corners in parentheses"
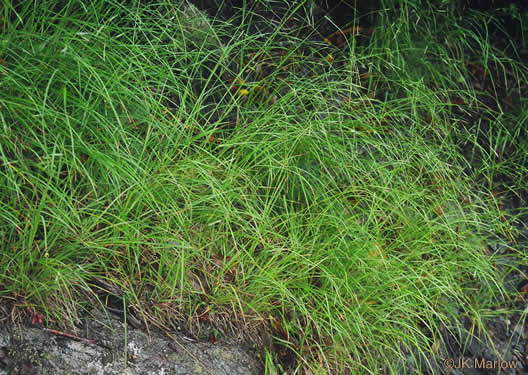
top-left (105, 306), bottom-right (143, 329)
top-left (43, 328), bottom-right (97, 345)
top-left (89, 276), bottom-right (124, 296)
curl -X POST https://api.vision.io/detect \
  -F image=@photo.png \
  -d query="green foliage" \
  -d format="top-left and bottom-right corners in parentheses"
top-left (0, 0), bottom-right (526, 373)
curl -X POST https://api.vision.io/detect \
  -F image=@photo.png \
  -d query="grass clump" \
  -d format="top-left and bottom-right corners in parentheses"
top-left (0, 0), bottom-right (526, 373)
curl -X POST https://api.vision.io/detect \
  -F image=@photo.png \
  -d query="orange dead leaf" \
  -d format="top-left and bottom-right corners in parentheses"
top-left (519, 282), bottom-right (528, 297)
top-left (369, 242), bottom-right (386, 258)
top-left (359, 72), bottom-right (370, 80)
top-left (451, 97), bottom-right (465, 105)
top-left (324, 26), bottom-right (365, 47)
top-left (431, 173), bottom-right (443, 185)
top-left (425, 113), bottom-right (432, 124)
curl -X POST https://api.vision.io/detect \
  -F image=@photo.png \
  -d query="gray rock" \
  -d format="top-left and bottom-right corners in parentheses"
top-left (0, 310), bottom-right (261, 375)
